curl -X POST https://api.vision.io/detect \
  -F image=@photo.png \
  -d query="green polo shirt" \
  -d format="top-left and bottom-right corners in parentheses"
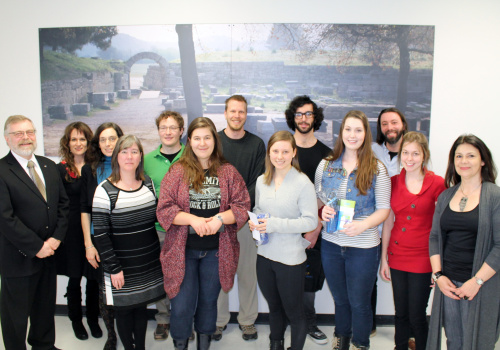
top-left (144, 143), bottom-right (185, 232)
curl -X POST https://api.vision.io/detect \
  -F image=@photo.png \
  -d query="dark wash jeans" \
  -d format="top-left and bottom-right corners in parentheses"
top-left (257, 255), bottom-right (307, 350)
top-left (170, 249), bottom-right (221, 341)
top-left (390, 268), bottom-right (432, 350)
top-left (321, 239), bottom-right (380, 347)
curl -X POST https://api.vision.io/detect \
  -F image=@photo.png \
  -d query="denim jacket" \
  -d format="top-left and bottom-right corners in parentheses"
top-left (320, 157), bottom-right (377, 219)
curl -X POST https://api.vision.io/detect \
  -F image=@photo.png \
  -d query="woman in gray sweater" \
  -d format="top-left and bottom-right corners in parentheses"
top-left (249, 130), bottom-right (317, 350)
top-left (427, 134), bottom-right (500, 350)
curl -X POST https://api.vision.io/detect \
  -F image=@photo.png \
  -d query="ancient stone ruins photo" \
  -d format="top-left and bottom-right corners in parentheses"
top-left (39, 23), bottom-right (435, 155)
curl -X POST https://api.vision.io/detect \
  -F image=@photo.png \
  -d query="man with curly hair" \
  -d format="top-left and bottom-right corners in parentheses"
top-left (285, 95), bottom-right (331, 345)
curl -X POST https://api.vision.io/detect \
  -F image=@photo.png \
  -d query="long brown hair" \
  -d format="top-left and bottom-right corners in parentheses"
top-left (88, 122), bottom-right (124, 176)
top-left (263, 130), bottom-right (301, 185)
top-left (59, 122), bottom-right (93, 181)
top-left (325, 110), bottom-right (379, 195)
top-left (179, 117), bottom-right (227, 192)
top-left (109, 135), bottom-right (146, 183)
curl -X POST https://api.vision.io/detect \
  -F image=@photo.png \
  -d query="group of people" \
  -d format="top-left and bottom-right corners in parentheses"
top-left (0, 94), bottom-right (498, 350)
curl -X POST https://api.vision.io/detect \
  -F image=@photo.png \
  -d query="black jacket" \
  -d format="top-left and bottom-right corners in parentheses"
top-left (0, 152), bottom-right (69, 277)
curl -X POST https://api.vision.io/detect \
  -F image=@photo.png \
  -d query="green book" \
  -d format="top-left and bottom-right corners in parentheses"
top-left (337, 199), bottom-right (356, 230)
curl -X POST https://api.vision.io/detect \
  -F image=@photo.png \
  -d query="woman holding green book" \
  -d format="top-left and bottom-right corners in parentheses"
top-left (315, 110), bottom-right (391, 350)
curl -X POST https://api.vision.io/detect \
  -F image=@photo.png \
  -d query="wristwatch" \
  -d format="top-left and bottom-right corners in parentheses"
top-left (432, 271), bottom-right (444, 282)
top-left (474, 276), bottom-right (484, 286)
top-left (215, 214), bottom-right (224, 225)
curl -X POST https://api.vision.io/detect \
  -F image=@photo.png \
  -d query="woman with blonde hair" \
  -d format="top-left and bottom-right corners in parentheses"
top-left (379, 132), bottom-right (445, 350)
top-left (157, 117), bottom-right (250, 350)
top-left (249, 130), bottom-right (318, 350)
top-left (317, 110), bottom-right (391, 350)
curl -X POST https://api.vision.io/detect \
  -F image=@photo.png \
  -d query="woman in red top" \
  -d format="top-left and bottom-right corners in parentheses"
top-left (380, 132), bottom-right (446, 350)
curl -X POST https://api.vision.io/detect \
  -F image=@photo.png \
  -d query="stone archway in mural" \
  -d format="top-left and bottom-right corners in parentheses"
top-left (125, 52), bottom-right (169, 90)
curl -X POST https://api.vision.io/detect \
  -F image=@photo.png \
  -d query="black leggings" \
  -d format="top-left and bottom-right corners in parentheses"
top-left (66, 277), bottom-right (99, 321)
top-left (115, 306), bottom-right (149, 350)
top-left (257, 255), bottom-right (307, 350)
top-left (390, 268), bottom-right (432, 350)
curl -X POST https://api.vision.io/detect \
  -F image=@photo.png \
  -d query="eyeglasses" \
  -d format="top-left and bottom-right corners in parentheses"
top-left (159, 126), bottom-right (180, 132)
top-left (99, 136), bottom-right (118, 144)
top-left (294, 112), bottom-right (314, 119)
top-left (9, 129), bottom-right (36, 138)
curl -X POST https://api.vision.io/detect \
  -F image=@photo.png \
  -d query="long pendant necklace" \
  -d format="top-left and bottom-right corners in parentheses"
top-left (459, 183), bottom-right (481, 212)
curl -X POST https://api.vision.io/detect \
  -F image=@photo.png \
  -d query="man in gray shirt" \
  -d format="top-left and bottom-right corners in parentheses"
top-left (214, 95), bottom-right (266, 342)
top-left (371, 107), bottom-right (411, 346)
top-left (372, 107), bottom-right (408, 177)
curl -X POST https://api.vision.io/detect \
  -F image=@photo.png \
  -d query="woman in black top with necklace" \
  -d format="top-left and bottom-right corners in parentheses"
top-left (427, 134), bottom-right (500, 350)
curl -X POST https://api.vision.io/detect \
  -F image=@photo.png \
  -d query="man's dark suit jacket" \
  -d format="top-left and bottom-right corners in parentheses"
top-left (0, 151), bottom-right (69, 277)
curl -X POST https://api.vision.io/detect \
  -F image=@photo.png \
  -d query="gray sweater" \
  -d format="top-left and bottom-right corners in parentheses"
top-left (427, 181), bottom-right (500, 350)
top-left (254, 167), bottom-right (318, 265)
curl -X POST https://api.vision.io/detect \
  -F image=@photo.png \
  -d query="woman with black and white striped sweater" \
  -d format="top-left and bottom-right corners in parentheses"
top-left (92, 135), bottom-right (165, 350)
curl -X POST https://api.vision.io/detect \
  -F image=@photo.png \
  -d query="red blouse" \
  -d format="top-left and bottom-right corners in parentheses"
top-left (387, 169), bottom-right (446, 273)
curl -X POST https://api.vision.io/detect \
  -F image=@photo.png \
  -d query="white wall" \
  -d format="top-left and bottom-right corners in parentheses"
top-left (1, 0), bottom-right (499, 315)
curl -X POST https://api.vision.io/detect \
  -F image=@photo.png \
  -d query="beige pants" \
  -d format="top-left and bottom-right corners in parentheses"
top-left (216, 223), bottom-right (258, 326)
top-left (155, 230), bottom-right (171, 324)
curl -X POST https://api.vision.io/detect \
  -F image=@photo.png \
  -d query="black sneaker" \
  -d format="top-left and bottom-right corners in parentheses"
top-left (154, 323), bottom-right (169, 340)
top-left (239, 324), bottom-right (258, 340)
top-left (307, 326), bottom-right (327, 344)
top-left (212, 325), bottom-right (227, 341)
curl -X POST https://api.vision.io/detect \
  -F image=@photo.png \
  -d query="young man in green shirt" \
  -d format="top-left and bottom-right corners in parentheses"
top-left (144, 111), bottom-right (185, 341)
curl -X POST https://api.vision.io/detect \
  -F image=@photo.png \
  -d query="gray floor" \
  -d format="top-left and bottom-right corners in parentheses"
top-left (0, 316), bottom-right (455, 349)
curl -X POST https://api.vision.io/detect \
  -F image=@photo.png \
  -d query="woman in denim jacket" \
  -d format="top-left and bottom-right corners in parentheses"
top-left (315, 110), bottom-right (391, 350)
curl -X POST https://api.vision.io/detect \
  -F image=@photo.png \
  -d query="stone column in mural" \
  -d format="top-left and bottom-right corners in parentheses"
top-left (176, 24), bottom-right (203, 127)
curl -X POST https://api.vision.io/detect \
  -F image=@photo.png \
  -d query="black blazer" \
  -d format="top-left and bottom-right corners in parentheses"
top-left (0, 152), bottom-right (69, 277)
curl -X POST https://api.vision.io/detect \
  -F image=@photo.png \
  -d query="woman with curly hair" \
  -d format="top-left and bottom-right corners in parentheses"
top-left (56, 121), bottom-right (102, 341)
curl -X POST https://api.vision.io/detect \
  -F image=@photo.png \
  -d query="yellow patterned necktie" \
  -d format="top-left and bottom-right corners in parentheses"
top-left (27, 160), bottom-right (47, 201)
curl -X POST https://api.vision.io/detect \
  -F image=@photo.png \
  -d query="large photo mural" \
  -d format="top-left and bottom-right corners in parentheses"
top-left (39, 23), bottom-right (435, 155)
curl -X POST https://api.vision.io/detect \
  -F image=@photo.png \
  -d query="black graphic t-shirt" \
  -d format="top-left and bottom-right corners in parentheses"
top-left (186, 170), bottom-right (221, 250)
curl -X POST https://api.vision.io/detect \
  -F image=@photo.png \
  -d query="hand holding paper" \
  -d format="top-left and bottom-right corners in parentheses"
top-left (248, 211), bottom-right (269, 245)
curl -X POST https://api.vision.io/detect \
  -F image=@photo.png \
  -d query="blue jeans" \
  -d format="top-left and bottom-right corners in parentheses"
top-left (170, 249), bottom-right (221, 340)
top-left (321, 239), bottom-right (380, 347)
top-left (442, 280), bottom-right (470, 350)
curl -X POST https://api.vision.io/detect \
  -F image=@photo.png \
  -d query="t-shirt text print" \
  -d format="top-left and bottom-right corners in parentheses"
top-left (189, 173), bottom-right (221, 220)
top-left (187, 172), bottom-right (222, 250)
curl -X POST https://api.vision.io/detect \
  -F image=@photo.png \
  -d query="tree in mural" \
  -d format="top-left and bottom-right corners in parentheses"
top-left (39, 26), bottom-right (118, 61)
top-left (176, 24), bottom-right (203, 127)
top-left (269, 24), bottom-right (434, 111)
